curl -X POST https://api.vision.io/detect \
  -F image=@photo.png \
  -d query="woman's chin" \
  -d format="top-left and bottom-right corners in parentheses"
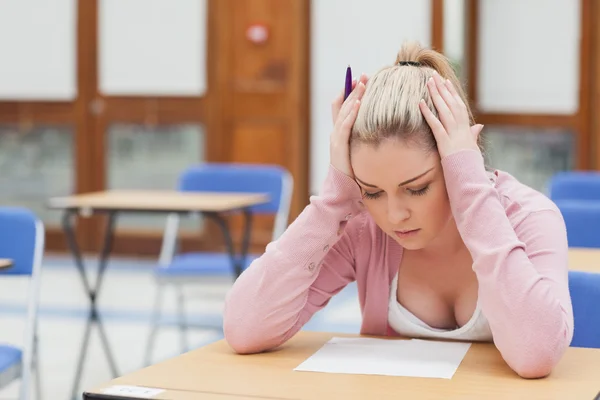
top-left (397, 241), bottom-right (426, 250)
top-left (390, 232), bottom-right (426, 250)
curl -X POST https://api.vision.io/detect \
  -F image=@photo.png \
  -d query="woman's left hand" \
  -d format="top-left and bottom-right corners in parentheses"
top-left (419, 71), bottom-right (484, 159)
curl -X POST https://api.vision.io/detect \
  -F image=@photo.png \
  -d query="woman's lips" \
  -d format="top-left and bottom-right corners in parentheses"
top-left (394, 229), bottom-right (420, 239)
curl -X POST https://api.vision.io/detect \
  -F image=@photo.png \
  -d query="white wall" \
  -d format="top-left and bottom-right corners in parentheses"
top-left (310, 0), bottom-right (432, 194)
top-left (477, 0), bottom-right (580, 114)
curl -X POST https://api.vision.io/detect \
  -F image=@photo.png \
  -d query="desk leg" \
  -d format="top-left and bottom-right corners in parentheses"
top-left (211, 209), bottom-right (253, 279)
top-left (62, 210), bottom-right (120, 400)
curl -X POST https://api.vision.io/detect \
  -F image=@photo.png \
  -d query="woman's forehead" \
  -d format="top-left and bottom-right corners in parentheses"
top-left (352, 140), bottom-right (439, 183)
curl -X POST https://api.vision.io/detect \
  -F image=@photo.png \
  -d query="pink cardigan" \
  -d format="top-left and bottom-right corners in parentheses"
top-left (223, 149), bottom-right (574, 378)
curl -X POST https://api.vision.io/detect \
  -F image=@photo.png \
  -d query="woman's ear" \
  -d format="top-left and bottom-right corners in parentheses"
top-left (471, 124), bottom-right (484, 141)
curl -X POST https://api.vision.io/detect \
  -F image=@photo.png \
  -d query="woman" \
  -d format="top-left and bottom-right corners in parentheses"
top-left (223, 42), bottom-right (573, 378)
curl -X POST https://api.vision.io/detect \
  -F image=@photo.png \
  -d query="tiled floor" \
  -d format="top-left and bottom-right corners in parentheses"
top-left (0, 254), bottom-right (362, 399)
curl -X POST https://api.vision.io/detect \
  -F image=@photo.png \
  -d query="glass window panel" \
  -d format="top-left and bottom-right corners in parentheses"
top-left (106, 124), bottom-right (204, 230)
top-left (484, 127), bottom-right (575, 194)
top-left (478, 0), bottom-right (579, 113)
top-left (99, 0), bottom-right (208, 96)
top-left (0, 0), bottom-right (77, 100)
top-left (0, 125), bottom-right (74, 225)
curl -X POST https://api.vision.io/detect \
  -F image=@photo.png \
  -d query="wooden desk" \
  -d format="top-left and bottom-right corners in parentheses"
top-left (0, 259), bottom-right (12, 270)
top-left (569, 248), bottom-right (600, 273)
top-left (84, 331), bottom-right (600, 400)
top-left (48, 189), bottom-right (269, 400)
top-left (47, 189), bottom-right (269, 213)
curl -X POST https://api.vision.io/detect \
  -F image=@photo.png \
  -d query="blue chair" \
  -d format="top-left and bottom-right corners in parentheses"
top-left (554, 200), bottom-right (600, 248)
top-left (549, 171), bottom-right (600, 201)
top-left (569, 271), bottom-right (600, 348)
top-left (144, 163), bottom-right (293, 364)
top-left (0, 208), bottom-right (44, 400)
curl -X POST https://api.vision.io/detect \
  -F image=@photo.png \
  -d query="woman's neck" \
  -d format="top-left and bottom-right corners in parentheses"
top-left (416, 217), bottom-right (467, 260)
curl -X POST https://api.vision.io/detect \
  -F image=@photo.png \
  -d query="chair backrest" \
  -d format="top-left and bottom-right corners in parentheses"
top-left (554, 200), bottom-right (600, 248)
top-left (0, 207), bottom-right (44, 400)
top-left (0, 207), bottom-right (44, 276)
top-left (569, 270), bottom-right (600, 348)
top-left (549, 171), bottom-right (600, 201)
top-left (178, 163), bottom-right (293, 240)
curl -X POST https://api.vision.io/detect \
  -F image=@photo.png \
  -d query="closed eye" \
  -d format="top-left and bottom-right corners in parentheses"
top-left (362, 191), bottom-right (382, 200)
top-left (407, 185), bottom-right (430, 196)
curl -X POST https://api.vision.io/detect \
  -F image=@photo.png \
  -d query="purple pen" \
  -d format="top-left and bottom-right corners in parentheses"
top-left (344, 65), bottom-right (353, 101)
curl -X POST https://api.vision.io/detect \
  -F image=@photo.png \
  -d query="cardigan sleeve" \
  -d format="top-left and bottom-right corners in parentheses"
top-left (441, 150), bottom-right (573, 378)
top-left (223, 165), bottom-right (367, 354)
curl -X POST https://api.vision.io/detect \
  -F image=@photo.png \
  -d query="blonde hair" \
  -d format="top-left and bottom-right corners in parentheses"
top-left (351, 42), bottom-right (477, 152)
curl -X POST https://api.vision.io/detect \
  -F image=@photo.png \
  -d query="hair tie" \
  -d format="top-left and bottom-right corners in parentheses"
top-left (398, 61), bottom-right (421, 67)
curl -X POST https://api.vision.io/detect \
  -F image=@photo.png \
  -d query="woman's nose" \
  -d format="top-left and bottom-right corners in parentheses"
top-left (388, 199), bottom-right (410, 225)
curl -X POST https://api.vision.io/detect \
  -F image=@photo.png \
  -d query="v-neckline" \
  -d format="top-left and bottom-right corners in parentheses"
top-left (389, 269), bottom-right (483, 334)
top-left (386, 234), bottom-right (482, 332)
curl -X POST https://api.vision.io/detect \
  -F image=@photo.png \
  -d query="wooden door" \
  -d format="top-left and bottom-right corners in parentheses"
top-left (208, 0), bottom-right (310, 249)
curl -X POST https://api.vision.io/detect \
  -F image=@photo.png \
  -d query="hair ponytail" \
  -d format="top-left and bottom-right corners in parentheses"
top-left (395, 42), bottom-right (473, 124)
top-left (351, 41), bottom-right (481, 154)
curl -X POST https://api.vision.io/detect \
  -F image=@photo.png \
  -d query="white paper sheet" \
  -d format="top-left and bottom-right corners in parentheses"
top-left (294, 337), bottom-right (471, 379)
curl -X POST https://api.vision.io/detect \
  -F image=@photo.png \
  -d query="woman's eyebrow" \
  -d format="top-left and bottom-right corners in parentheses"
top-left (355, 177), bottom-right (379, 188)
top-left (355, 167), bottom-right (434, 188)
top-left (398, 167), bottom-right (434, 186)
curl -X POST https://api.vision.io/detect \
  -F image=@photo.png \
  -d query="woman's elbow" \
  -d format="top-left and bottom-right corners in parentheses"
top-left (511, 358), bottom-right (555, 379)
top-left (224, 330), bottom-right (267, 355)
top-left (223, 323), bottom-right (287, 354)
top-left (222, 309), bottom-right (283, 354)
top-left (507, 338), bottom-right (569, 379)
top-left (223, 310), bottom-right (298, 355)
top-left (222, 308), bottom-right (268, 354)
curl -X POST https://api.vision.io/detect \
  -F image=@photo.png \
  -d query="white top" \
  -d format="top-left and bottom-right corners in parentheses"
top-left (388, 272), bottom-right (493, 341)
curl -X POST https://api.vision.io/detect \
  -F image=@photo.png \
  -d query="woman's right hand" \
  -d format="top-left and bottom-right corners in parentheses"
top-left (329, 74), bottom-right (368, 178)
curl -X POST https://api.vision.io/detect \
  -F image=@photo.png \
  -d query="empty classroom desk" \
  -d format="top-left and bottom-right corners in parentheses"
top-left (48, 189), bottom-right (269, 400)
